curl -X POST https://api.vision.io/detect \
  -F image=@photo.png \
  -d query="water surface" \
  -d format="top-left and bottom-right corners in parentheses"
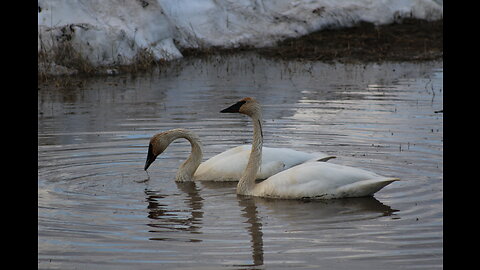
top-left (38, 54), bottom-right (443, 269)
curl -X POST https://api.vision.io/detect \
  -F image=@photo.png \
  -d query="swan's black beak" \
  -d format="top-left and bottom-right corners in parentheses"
top-left (144, 143), bottom-right (157, 171)
top-left (220, 100), bottom-right (246, 113)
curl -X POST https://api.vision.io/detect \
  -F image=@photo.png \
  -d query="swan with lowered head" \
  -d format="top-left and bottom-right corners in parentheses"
top-left (144, 128), bottom-right (335, 182)
top-left (220, 97), bottom-right (399, 199)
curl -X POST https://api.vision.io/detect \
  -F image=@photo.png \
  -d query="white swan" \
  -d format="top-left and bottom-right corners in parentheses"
top-left (144, 128), bottom-right (335, 182)
top-left (220, 97), bottom-right (399, 199)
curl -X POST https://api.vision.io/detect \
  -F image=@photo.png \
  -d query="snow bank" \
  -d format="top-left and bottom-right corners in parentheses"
top-left (38, 0), bottom-right (443, 67)
top-left (38, 0), bottom-right (181, 67)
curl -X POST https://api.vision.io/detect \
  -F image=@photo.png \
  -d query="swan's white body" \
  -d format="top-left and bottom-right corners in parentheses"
top-left (251, 162), bottom-right (398, 199)
top-left (220, 97), bottom-right (399, 199)
top-left (194, 145), bottom-right (332, 181)
top-left (144, 128), bottom-right (334, 182)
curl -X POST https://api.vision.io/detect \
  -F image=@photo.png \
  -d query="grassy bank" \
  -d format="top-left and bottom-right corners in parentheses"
top-left (39, 18), bottom-right (442, 85)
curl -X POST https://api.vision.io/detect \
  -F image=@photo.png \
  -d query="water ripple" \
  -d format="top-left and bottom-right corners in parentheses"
top-left (38, 56), bottom-right (442, 269)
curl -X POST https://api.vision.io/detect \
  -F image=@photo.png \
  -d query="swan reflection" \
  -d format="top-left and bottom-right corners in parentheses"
top-left (144, 182), bottom-right (203, 242)
top-left (237, 196), bottom-right (264, 268)
top-left (143, 179), bottom-right (397, 267)
top-left (252, 196), bottom-right (397, 222)
top-left (233, 194), bottom-right (396, 268)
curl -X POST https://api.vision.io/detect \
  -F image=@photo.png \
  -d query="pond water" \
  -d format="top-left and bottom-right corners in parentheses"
top-left (38, 54), bottom-right (443, 269)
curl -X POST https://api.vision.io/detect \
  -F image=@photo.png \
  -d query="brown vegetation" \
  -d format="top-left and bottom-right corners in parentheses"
top-left (257, 18), bottom-right (442, 62)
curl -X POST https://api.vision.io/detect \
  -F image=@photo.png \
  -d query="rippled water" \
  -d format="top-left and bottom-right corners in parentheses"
top-left (38, 54), bottom-right (443, 269)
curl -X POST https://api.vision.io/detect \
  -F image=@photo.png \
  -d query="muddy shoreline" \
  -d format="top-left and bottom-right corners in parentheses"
top-left (39, 18), bottom-right (442, 82)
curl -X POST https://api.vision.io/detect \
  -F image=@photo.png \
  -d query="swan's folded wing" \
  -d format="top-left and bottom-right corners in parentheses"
top-left (194, 146), bottom-right (250, 181)
top-left (261, 147), bottom-right (333, 169)
top-left (257, 161), bottom-right (285, 179)
top-left (195, 147), bottom-right (293, 181)
top-left (200, 145), bottom-right (249, 166)
top-left (195, 146), bottom-right (335, 181)
top-left (254, 162), bottom-right (397, 199)
top-left (335, 177), bottom-right (399, 198)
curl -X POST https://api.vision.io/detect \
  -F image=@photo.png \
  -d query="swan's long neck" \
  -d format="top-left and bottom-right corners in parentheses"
top-left (170, 130), bottom-right (203, 182)
top-left (237, 112), bottom-right (263, 195)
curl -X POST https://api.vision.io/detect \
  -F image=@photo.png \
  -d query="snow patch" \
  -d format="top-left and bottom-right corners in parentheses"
top-left (38, 0), bottom-right (442, 68)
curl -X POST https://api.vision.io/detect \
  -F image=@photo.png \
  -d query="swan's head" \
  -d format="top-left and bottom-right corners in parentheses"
top-left (144, 133), bottom-right (171, 171)
top-left (220, 97), bottom-right (261, 117)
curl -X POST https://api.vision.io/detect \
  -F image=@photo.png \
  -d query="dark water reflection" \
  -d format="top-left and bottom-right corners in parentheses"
top-left (38, 54), bottom-right (442, 269)
top-left (145, 183), bottom-right (204, 241)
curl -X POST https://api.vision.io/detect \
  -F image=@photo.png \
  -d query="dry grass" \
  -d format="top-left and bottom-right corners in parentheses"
top-left (180, 19), bottom-right (443, 63)
top-left (38, 40), bottom-right (164, 87)
top-left (118, 48), bottom-right (161, 73)
top-left (258, 18), bottom-right (443, 62)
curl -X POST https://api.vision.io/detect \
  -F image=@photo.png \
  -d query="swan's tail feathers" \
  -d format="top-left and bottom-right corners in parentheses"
top-left (306, 154), bottom-right (336, 163)
top-left (317, 156), bottom-right (336, 162)
top-left (337, 177), bottom-right (399, 198)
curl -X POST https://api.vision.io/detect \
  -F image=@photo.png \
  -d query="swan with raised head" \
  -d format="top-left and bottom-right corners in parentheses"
top-left (220, 97), bottom-right (399, 199)
top-left (144, 128), bottom-right (335, 182)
